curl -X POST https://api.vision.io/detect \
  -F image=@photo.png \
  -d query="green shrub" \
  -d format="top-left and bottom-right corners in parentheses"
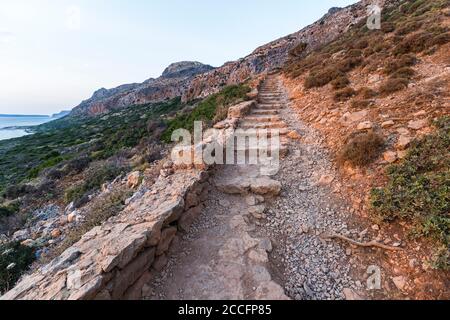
top-left (27, 156), bottom-right (64, 179)
top-left (0, 202), bottom-right (19, 218)
top-left (338, 131), bottom-right (385, 167)
top-left (161, 84), bottom-right (250, 143)
top-left (0, 241), bottom-right (35, 294)
top-left (371, 117), bottom-right (449, 269)
top-left (64, 161), bottom-right (125, 205)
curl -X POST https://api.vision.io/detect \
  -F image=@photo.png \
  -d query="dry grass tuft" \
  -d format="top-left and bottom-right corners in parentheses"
top-left (338, 131), bottom-right (385, 167)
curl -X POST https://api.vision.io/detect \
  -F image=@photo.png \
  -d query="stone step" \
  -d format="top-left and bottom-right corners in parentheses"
top-left (259, 92), bottom-right (283, 95)
top-left (234, 128), bottom-right (290, 137)
top-left (258, 97), bottom-right (285, 102)
top-left (243, 115), bottom-right (281, 123)
top-left (251, 109), bottom-right (279, 116)
top-left (240, 121), bottom-right (288, 130)
top-left (234, 146), bottom-right (289, 157)
top-left (256, 104), bottom-right (284, 110)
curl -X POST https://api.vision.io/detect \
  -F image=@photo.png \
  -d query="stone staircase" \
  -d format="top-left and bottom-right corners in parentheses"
top-left (236, 75), bottom-right (292, 159)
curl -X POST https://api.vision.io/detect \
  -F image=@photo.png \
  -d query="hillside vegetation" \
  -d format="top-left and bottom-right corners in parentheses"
top-left (284, 0), bottom-right (449, 269)
top-left (0, 83), bottom-right (251, 294)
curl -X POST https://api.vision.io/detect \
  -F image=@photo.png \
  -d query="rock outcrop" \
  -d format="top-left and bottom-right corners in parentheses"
top-left (181, 0), bottom-right (385, 102)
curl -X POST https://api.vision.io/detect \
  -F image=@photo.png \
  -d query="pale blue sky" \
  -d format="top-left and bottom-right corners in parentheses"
top-left (0, 0), bottom-right (357, 115)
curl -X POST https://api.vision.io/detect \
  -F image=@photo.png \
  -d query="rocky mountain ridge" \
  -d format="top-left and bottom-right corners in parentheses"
top-left (71, 0), bottom-right (386, 116)
top-left (71, 61), bottom-right (214, 116)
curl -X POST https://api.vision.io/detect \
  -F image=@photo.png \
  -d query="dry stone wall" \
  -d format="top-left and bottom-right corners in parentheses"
top-left (1, 86), bottom-right (260, 300)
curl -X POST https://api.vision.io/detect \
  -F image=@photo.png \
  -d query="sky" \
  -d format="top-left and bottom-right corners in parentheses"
top-left (0, 0), bottom-right (358, 115)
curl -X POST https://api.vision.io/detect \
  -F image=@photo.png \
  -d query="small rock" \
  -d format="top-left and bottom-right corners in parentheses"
top-left (409, 259), bottom-right (418, 268)
top-left (357, 121), bottom-right (373, 131)
top-left (20, 239), bottom-right (35, 248)
top-left (50, 229), bottom-right (62, 238)
top-left (381, 120), bottom-right (395, 128)
top-left (127, 171), bottom-right (142, 189)
top-left (250, 177), bottom-right (281, 196)
top-left (258, 238), bottom-right (273, 253)
top-left (245, 195), bottom-right (257, 206)
top-left (6, 263), bottom-right (16, 270)
top-left (396, 135), bottom-right (413, 150)
top-left (408, 119), bottom-right (427, 130)
top-left (371, 224), bottom-right (380, 231)
top-left (163, 161), bottom-right (174, 169)
top-left (343, 288), bottom-right (362, 300)
top-left (13, 229), bottom-right (30, 241)
top-left (219, 199), bottom-right (230, 207)
top-left (397, 150), bottom-right (408, 159)
top-left (383, 151), bottom-right (397, 163)
top-left (300, 224), bottom-right (311, 234)
top-left (67, 212), bottom-right (77, 223)
top-left (303, 283), bottom-right (315, 297)
top-left (249, 204), bottom-right (266, 214)
top-left (318, 175), bottom-right (334, 186)
top-left (396, 127), bottom-right (410, 135)
top-left (392, 276), bottom-right (407, 291)
top-left (287, 130), bottom-right (301, 140)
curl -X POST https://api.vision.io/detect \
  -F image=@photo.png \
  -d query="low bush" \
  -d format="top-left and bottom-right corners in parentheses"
top-left (395, 21), bottom-right (423, 36)
top-left (64, 161), bottom-right (125, 205)
top-left (379, 78), bottom-right (409, 95)
top-left (391, 67), bottom-right (415, 79)
top-left (358, 87), bottom-right (377, 99)
top-left (3, 184), bottom-right (36, 200)
top-left (334, 87), bottom-right (356, 102)
top-left (331, 76), bottom-right (350, 90)
top-left (0, 202), bottom-right (19, 218)
top-left (161, 84), bottom-right (250, 143)
top-left (0, 241), bottom-right (35, 294)
top-left (382, 22), bottom-right (396, 33)
top-left (338, 57), bottom-right (363, 72)
top-left (371, 117), bottom-right (449, 269)
top-left (351, 99), bottom-right (372, 109)
top-left (384, 54), bottom-right (417, 74)
top-left (305, 67), bottom-right (343, 89)
top-left (338, 131), bottom-right (385, 167)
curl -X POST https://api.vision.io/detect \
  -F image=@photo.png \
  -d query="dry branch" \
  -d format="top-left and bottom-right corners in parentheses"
top-left (322, 232), bottom-right (404, 251)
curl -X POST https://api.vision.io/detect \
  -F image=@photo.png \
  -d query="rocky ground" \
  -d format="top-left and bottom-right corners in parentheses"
top-left (144, 75), bottom-right (379, 300)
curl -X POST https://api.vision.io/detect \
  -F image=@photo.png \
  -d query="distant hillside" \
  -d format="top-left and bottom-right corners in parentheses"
top-left (71, 61), bottom-right (214, 116)
top-left (69, 0), bottom-right (378, 117)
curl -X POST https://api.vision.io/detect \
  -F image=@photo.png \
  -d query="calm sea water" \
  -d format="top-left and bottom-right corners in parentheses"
top-left (0, 116), bottom-right (52, 141)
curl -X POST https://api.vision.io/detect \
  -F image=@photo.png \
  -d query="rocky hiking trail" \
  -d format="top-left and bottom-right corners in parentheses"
top-left (144, 75), bottom-right (376, 300)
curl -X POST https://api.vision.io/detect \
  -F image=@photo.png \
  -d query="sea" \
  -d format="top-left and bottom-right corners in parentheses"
top-left (0, 115), bottom-right (52, 141)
